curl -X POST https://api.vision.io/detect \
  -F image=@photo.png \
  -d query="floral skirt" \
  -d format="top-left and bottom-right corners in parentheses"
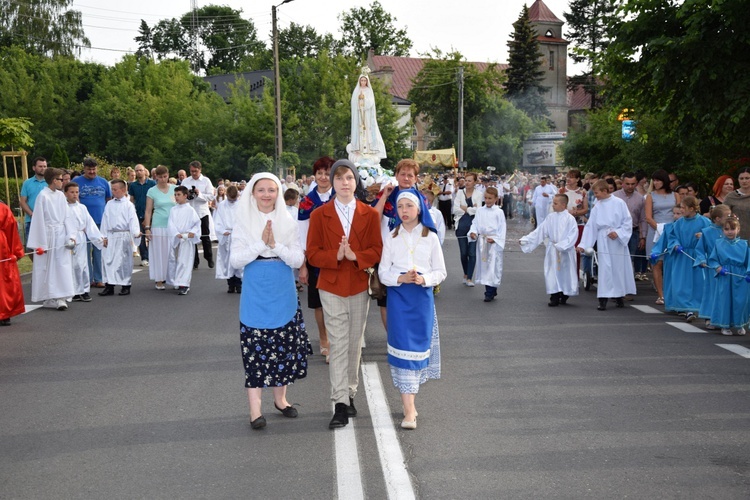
top-left (240, 305), bottom-right (312, 388)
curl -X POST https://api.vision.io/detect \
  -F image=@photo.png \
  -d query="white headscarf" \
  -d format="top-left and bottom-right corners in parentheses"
top-left (397, 191), bottom-right (421, 213)
top-left (234, 172), bottom-right (298, 248)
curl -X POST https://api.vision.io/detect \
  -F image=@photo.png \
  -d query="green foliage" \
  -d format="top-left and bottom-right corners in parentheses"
top-left (504, 5), bottom-right (549, 119)
top-left (602, 0), bottom-right (750, 165)
top-left (0, 177), bottom-right (23, 209)
top-left (247, 153), bottom-right (274, 175)
top-left (0, 117), bottom-right (34, 150)
top-left (0, 0), bottom-right (89, 57)
top-left (50, 144), bottom-right (69, 170)
top-left (564, 0), bottom-right (616, 108)
top-left (408, 49), bottom-right (537, 170)
top-left (278, 23), bottom-right (343, 60)
top-left (338, 1), bottom-right (412, 59)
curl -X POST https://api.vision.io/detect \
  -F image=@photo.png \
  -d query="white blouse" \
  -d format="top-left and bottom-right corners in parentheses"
top-left (379, 223), bottom-right (447, 288)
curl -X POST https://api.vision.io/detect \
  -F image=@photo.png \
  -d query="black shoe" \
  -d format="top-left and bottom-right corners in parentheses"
top-left (72, 294), bottom-right (83, 302)
top-left (235, 286), bottom-right (242, 293)
top-left (227, 286), bottom-right (235, 293)
top-left (250, 415), bottom-right (266, 430)
top-left (329, 403), bottom-right (349, 429)
top-left (347, 397), bottom-right (357, 417)
top-left (207, 259), bottom-right (215, 269)
top-left (81, 292), bottom-right (92, 302)
top-left (98, 286), bottom-right (114, 296)
top-left (118, 287), bottom-right (131, 296)
top-left (615, 297), bottom-right (624, 308)
top-left (274, 403), bottom-right (299, 418)
top-left (0, 318), bottom-right (10, 326)
top-left (548, 293), bottom-right (560, 307)
top-left (597, 298), bottom-right (607, 311)
top-left (559, 294), bottom-right (569, 305)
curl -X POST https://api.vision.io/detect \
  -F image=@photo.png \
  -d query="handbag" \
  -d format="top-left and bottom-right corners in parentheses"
top-left (365, 267), bottom-right (386, 300)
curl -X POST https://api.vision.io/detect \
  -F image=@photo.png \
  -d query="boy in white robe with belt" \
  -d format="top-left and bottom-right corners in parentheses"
top-left (99, 179), bottom-right (141, 296)
top-left (65, 182), bottom-right (103, 302)
top-left (576, 180), bottom-right (636, 310)
top-left (27, 167), bottom-right (77, 310)
top-left (167, 185), bottom-right (201, 295)
top-left (519, 194), bottom-right (579, 306)
top-left (469, 187), bottom-right (506, 302)
top-left (214, 185), bottom-right (243, 293)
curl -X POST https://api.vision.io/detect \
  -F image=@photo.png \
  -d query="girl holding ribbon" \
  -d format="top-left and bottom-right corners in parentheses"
top-left (378, 189), bottom-right (446, 430)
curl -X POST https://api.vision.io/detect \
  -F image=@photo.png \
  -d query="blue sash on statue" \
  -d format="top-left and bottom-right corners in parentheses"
top-left (240, 259), bottom-right (296, 329)
top-left (386, 281), bottom-right (434, 370)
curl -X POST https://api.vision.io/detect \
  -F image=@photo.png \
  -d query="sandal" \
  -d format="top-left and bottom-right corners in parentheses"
top-left (655, 297), bottom-right (664, 305)
top-left (320, 346), bottom-right (329, 357)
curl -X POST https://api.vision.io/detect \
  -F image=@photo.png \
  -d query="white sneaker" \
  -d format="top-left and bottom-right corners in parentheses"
top-left (686, 312), bottom-right (696, 323)
top-left (721, 328), bottom-right (733, 336)
top-left (43, 299), bottom-right (57, 309)
top-left (141, 260), bottom-right (149, 267)
top-left (738, 327), bottom-right (746, 336)
top-left (56, 299), bottom-right (68, 311)
top-left (462, 277), bottom-right (467, 285)
top-left (466, 280), bottom-right (475, 287)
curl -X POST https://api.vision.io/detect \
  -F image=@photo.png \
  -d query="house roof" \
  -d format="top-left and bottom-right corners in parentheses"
top-left (370, 54), bottom-right (507, 101)
top-left (529, 0), bottom-right (563, 24)
top-left (568, 85), bottom-right (592, 110)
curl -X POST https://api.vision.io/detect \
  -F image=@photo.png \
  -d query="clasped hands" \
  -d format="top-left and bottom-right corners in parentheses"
top-left (336, 236), bottom-right (356, 261)
top-left (398, 269), bottom-right (425, 285)
top-left (262, 220), bottom-right (276, 249)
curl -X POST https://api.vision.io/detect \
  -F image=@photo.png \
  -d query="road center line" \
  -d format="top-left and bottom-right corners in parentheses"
top-left (665, 321), bottom-right (705, 333)
top-left (631, 305), bottom-right (662, 314)
top-left (362, 362), bottom-right (416, 500)
top-left (333, 403), bottom-right (364, 500)
top-left (716, 344), bottom-right (750, 358)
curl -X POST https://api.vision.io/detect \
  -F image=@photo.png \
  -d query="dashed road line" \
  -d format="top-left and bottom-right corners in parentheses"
top-left (665, 321), bottom-right (706, 333)
top-left (630, 305), bottom-right (662, 314)
top-left (716, 344), bottom-right (750, 358)
top-left (362, 362), bottom-right (416, 500)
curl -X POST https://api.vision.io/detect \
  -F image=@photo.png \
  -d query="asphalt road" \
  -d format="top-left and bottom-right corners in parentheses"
top-left (1, 217), bottom-right (749, 499)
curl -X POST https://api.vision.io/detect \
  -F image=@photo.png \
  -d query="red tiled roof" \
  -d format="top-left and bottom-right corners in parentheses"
top-left (371, 55), bottom-right (507, 101)
top-left (537, 35), bottom-right (568, 44)
top-left (567, 85), bottom-right (592, 110)
top-left (529, 0), bottom-right (563, 24)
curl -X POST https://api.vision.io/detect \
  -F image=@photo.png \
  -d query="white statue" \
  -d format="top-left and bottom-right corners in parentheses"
top-left (347, 71), bottom-right (387, 163)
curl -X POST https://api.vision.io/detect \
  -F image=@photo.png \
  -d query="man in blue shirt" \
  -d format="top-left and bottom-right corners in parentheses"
top-left (19, 156), bottom-right (48, 245)
top-left (72, 157), bottom-right (112, 287)
top-left (128, 164), bottom-right (155, 266)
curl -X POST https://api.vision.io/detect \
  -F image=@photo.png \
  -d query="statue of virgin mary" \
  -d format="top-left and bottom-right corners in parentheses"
top-left (347, 70), bottom-right (387, 163)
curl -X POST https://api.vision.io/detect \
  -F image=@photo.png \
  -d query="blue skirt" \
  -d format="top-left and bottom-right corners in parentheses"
top-left (386, 283), bottom-right (434, 370)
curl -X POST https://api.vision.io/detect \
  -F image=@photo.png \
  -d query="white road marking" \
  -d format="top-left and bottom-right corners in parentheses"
top-left (132, 269), bottom-right (143, 274)
top-left (333, 404), bottom-right (364, 500)
top-left (22, 305), bottom-right (42, 314)
top-left (716, 344), bottom-right (750, 358)
top-left (362, 362), bottom-right (416, 500)
top-left (631, 305), bottom-right (662, 314)
top-left (666, 322), bottom-right (706, 333)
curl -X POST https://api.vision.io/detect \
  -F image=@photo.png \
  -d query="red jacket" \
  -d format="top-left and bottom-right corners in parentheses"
top-left (307, 200), bottom-right (382, 297)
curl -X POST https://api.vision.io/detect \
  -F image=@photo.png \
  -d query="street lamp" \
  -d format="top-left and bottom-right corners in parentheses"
top-left (273, 0), bottom-right (295, 177)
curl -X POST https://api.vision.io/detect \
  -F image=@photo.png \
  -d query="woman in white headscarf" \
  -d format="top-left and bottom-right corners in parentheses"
top-left (230, 172), bottom-right (311, 430)
top-left (348, 74), bottom-right (387, 159)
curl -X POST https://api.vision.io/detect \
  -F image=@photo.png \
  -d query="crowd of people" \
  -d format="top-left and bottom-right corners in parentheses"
top-left (4, 155), bottom-right (750, 431)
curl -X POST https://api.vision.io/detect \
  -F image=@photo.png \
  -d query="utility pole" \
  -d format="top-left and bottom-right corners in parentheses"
top-left (457, 65), bottom-right (464, 167)
top-left (272, 0), bottom-right (294, 178)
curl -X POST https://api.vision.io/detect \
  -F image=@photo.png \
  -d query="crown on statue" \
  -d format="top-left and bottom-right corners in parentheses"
top-left (360, 66), bottom-right (371, 77)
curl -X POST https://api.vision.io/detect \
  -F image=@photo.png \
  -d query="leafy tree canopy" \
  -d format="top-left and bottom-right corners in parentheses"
top-left (0, 0), bottom-right (89, 57)
top-left (338, 1), bottom-right (412, 60)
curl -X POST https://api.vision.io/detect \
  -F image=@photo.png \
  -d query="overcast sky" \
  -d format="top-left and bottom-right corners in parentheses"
top-left (73, 0), bottom-right (585, 73)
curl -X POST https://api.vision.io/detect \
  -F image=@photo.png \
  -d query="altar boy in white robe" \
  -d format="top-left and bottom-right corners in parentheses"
top-left (99, 179), bottom-right (141, 296)
top-left (167, 185), bottom-right (201, 295)
top-left (27, 167), bottom-right (77, 310)
top-left (519, 194), bottom-right (579, 307)
top-left (576, 180), bottom-right (636, 310)
top-left (469, 187), bottom-right (506, 302)
top-left (214, 185), bottom-right (243, 293)
top-left (64, 182), bottom-right (103, 302)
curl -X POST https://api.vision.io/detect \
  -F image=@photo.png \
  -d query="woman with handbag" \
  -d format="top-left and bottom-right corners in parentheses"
top-left (453, 173), bottom-right (484, 286)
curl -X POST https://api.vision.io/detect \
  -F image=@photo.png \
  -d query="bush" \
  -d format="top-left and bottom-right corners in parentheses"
top-left (0, 177), bottom-right (23, 212)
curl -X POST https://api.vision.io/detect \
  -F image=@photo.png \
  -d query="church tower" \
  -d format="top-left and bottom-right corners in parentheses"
top-left (528, 0), bottom-right (569, 131)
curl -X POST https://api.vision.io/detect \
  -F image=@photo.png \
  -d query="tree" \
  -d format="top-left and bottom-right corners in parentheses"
top-left (141, 5), bottom-right (266, 74)
top-left (408, 50), bottom-right (539, 170)
top-left (503, 5), bottom-right (549, 120)
top-left (564, 0), bottom-right (616, 109)
top-left (0, 0), bottom-right (89, 57)
top-left (0, 118), bottom-right (34, 150)
top-left (278, 22), bottom-right (342, 60)
top-left (338, 1), bottom-right (412, 59)
top-left (602, 0), bottom-right (750, 167)
top-left (134, 20), bottom-right (153, 58)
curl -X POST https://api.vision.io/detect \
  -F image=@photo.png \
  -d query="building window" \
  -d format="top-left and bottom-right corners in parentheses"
top-left (412, 126), bottom-right (418, 136)
top-left (411, 141), bottom-right (418, 150)
top-left (545, 29), bottom-right (554, 37)
top-left (549, 51), bottom-right (555, 70)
